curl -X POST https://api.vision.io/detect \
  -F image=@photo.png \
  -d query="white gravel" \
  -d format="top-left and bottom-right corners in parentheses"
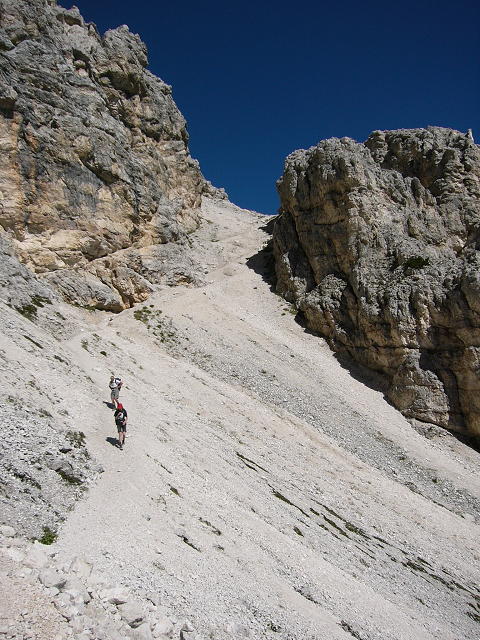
top-left (1, 197), bottom-right (480, 640)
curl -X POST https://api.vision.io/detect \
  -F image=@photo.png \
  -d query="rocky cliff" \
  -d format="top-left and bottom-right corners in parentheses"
top-left (274, 127), bottom-right (480, 438)
top-left (0, 0), bottom-right (222, 311)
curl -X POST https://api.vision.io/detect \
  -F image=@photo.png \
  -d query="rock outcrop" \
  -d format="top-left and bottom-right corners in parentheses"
top-left (0, 0), bottom-right (214, 310)
top-left (274, 127), bottom-right (480, 438)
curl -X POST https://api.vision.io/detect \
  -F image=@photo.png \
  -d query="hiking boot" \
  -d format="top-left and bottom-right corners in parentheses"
top-left (119, 445), bottom-right (123, 450)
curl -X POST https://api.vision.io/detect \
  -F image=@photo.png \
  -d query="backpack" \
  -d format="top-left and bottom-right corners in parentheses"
top-left (115, 408), bottom-right (127, 427)
top-left (109, 377), bottom-right (122, 389)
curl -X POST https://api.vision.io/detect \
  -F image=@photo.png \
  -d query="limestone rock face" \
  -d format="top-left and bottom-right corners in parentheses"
top-left (0, 0), bottom-right (209, 309)
top-left (274, 127), bottom-right (480, 437)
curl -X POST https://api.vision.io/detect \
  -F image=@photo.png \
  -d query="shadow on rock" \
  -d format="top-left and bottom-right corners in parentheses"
top-left (259, 216), bottom-right (277, 234)
top-left (293, 310), bottom-right (388, 396)
top-left (245, 218), bottom-right (277, 291)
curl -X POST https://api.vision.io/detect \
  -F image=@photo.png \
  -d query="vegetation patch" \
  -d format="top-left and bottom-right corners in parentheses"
top-left (344, 521), bottom-right (371, 539)
top-left (272, 489), bottom-right (310, 518)
top-left (15, 304), bottom-right (39, 320)
top-left (236, 452), bottom-right (268, 473)
top-left (294, 585), bottom-right (320, 604)
top-left (56, 469), bottom-right (83, 485)
top-left (66, 430), bottom-right (86, 448)
top-left (31, 295), bottom-right (51, 307)
top-left (133, 306), bottom-right (153, 323)
top-left (466, 611), bottom-right (480, 623)
top-left (178, 534), bottom-right (200, 551)
top-left (284, 304), bottom-right (298, 315)
top-left (15, 295), bottom-right (51, 320)
top-left (403, 256), bottom-right (430, 271)
top-left (11, 468), bottom-right (41, 490)
top-left (38, 526), bottom-right (57, 545)
top-left (323, 515), bottom-right (349, 538)
top-left (133, 306), bottom-right (179, 346)
top-left (23, 335), bottom-right (43, 349)
top-left (199, 517), bottom-right (222, 535)
top-left (340, 621), bottom-right (366, 639)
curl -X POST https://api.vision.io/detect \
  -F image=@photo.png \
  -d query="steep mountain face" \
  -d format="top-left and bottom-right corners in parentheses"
top-left (0, 0), bottom-right (221, 311)
top-left (274, 127), bottom-right (480, 438)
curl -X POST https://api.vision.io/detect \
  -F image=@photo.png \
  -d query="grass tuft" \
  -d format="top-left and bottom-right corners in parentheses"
top-left (39, 526), bottom-right (57, 545)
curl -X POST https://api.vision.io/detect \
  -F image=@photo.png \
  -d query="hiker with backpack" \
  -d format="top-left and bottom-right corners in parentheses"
top-left (109, 374), bottom-right (123, 409)
top-left (114, 403), bottom-right (128, 450)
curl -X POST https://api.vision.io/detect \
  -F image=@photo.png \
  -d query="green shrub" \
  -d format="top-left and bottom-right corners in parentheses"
top-left (404, 256), bottom-right (430, 271)
top-left (15, 295), bottom-right (51, 320)
top-left (39, 526), bottom-right (57, 545)
top-left (133, 306), bottom-right (152, 323)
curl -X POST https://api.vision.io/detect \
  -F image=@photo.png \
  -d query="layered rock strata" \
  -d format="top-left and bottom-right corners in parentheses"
top-left (0, 0), bottom-right (217, 310)
top-left (274, 127), bottom-right (480, 437)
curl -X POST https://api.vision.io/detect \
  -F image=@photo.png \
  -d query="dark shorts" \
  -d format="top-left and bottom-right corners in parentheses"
top-left (116, 423), bottom-right (127, 433)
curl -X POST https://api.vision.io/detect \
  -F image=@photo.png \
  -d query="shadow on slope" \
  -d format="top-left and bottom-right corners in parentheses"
top-left (245, 217), bottom-right (277, 291)
top-left (293, 310), bottom-right (388, 395)
top-left (245, 225), bottom-right (388, 399)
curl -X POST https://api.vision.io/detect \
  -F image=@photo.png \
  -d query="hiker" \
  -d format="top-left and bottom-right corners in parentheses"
top-left (109, 374), bottom-right (123, 408)
top-left (114, 402), bottom-right (128, 450)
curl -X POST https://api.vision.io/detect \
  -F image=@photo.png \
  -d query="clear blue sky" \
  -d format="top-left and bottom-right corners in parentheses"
top-left (59, 0), bottom-right (479, 214)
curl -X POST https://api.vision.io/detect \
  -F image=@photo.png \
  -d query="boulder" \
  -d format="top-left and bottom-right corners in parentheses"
top-left (0, 525), bottom-right (16, 537)
top-left (274, 127), bottom-right (480, 438)
top-left (131, 622), bottom-right (154, 640)
top-left (118, 600), bottom-right (145, 628)
top-left (4, 547), bottom-right (24, 562)
top-left (69, 556), bottom-right (93, 579)
top-left (62, 577), bottom-right (91, 604)
top-left (23, 542), bottom-right (50, 569)
top-left (38, 568), bottom-right (67, 589)
top-left (99, 586), bottom-right (130, 605)
top-left (152, 617), bottom-right (174, 638)
top-left (180, 620), bottom-right (195, 637)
